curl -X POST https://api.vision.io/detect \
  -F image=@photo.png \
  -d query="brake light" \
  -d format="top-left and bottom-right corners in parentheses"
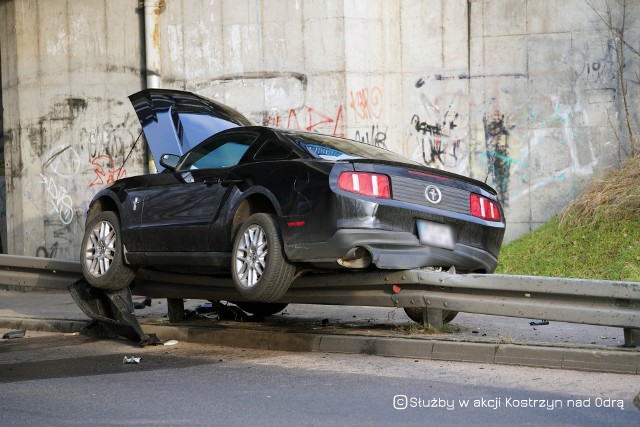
top-left (338, 172), bottom-right (391, 199)
top-left (470, 193), bottom-right (501, 221)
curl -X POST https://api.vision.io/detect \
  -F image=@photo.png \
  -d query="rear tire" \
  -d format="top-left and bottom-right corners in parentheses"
top-left (403, 307), bottom-right (458, 324)
top-left (234, 302), bottom-right (289, 316)
top-left (81, 211), bottom-right (136, 291)
top-left (231, 213), bottom-right (295, 302)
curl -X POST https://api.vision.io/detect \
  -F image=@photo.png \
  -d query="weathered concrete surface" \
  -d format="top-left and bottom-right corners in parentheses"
top-left (1, 0), bottom-right (639, 258)
top-left (0, 0), bottom-right (148, 259)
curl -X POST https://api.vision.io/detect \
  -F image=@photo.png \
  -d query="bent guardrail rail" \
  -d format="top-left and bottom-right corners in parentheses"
top-left (0, 254), bottom-right (81, 290)
top-left (0, 254), bottom-right (639, 346)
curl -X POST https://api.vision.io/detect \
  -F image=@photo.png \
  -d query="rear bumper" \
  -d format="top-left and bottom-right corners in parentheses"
top-left (285, 229), bottom-right (498, 273)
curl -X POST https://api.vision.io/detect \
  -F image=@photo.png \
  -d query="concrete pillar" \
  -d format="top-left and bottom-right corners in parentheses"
top-left (0, 0), bottom-right (146, 259)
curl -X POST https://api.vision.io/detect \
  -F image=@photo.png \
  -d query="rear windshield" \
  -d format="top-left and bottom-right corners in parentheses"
top-left (284, 131), bottom-right (419, 164)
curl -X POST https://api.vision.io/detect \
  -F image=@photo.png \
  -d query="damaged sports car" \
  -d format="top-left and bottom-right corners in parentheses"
top-left (81, 89), bottom-right (505, 307)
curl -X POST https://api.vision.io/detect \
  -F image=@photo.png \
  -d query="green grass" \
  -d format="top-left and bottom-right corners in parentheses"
top-left (495, 216), bottom-right (640, 282)
top-left (497, 155), bottom-right (640, 282)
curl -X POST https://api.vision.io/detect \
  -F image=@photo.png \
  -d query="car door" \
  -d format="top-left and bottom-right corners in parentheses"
top-left (138, 131), bottom-right (259, 255)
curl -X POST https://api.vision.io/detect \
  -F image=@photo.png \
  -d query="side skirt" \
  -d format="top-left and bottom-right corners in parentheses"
top-left (124, 251), bottom-right (231, 269)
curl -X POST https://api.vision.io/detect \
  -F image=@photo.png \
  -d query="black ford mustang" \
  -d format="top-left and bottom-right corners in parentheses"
top-left (82, 89), bottom-right (505, 308)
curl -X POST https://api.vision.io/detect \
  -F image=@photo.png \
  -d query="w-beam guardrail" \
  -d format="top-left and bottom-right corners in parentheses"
top-left (1, 254), bottom-right (639, 346)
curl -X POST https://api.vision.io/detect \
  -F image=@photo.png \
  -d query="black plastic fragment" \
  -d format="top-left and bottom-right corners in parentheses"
top-left (2, 330), bottom-right (26, 339)
top-left (529, 320), bottom-right (549, 326)
top-left (133, 297), bottom-right (153, 310)
top-left (68, 278), bottom-right (159, 346)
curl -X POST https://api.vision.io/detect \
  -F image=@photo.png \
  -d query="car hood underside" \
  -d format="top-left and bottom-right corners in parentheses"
top-left (128, 89), bottom-right (253, 171)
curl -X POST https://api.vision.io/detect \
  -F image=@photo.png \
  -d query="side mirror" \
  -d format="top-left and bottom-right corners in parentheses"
top-left (159, 153), bottom-right (180, 171)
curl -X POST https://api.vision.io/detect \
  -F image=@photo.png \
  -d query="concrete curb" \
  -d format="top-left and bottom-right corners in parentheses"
top-left (0, 317), bottom-right (87, 334)
top-left (141, 322), bottom-right (640, 375)
top-left (2, 317), bottom-right (638, 375)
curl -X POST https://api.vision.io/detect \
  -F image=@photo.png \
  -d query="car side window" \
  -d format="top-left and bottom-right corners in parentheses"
top-left (178, 133), bottom-right (257, 170)
top-left (253, 139), bottom-right (293, 161)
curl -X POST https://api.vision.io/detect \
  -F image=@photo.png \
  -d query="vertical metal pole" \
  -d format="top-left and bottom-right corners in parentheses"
top-left (167, 298), bottom-right (185, 323)
top-left (427, 308), bottom-right (444, 330)
top-left (623, 328), bottom-right (640, 347)
top-left (143, 0), bottom-right (163, 89)
top-left (421, 307), bottom-right (444, 330)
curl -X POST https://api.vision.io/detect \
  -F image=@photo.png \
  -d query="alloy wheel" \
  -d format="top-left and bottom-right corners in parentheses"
top-left (235, 224), bottom-right (268, 288)
top-left (84, 220), bottom-right (117, 277)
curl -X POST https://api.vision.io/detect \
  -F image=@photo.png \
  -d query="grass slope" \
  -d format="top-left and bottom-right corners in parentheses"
top-left (496, 156), bottom-right (640, 282)
top-left (495, 217), bottom-right (640, 281)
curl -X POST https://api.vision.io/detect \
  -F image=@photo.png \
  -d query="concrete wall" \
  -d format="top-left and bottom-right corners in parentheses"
top-left (466, 0), bottom-right (640, 238)
top-left (0, 0), bottom-right (147, 259)
top-left (1, 0), bottom-right (638, 259)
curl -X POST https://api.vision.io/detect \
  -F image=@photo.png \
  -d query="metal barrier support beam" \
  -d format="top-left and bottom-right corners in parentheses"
top-left (624, 328), bottom-right (640, 347)
top-left (167, 298), bottom-right (185, 322)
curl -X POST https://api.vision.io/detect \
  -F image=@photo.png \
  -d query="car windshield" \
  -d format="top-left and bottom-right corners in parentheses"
top-left (285, 131), bottom-right (419, 164)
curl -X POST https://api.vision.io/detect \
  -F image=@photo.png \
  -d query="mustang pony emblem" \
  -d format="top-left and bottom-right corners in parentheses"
top-left (425, 185), bottom-right (442, 204)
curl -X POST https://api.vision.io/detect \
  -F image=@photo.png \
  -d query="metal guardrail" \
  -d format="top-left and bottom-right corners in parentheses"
top-left (1, 254), bottom-right (639, 345)
top-left (0, 254), bottom-right (81, 290)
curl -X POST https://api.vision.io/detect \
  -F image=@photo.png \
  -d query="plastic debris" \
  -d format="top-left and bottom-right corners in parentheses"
top-left (163, 340), bottom-right (179, 346)
top-left (2, 330), bottom-right (26, 339)
top-left (133, 297), bottom-right (153, 310)
top-left (123, 356), bottom-right (141, 364)
top-left (184, 302), bottom-right (250, 322)
top-left (529, 320), bottom-right (549, 326)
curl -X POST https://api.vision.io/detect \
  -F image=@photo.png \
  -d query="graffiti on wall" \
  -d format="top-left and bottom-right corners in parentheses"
top-left (349, 87), bottom-right (383, 123)
top-left (260, 105), bottom-right (346, 137)
top-left (89, 154), bottom-right (126, 188)
top-left (39, 174), bottom-right (74, 225)
top-left (13, 96), bottom-right (143, 259)
top-left (574, 40), bottom-right (615, 87)
top-left (43, 145), bottom-right (82, 178)
top-left (354, 124), bottom-right (388, 149)
top-left (483, 114), bottom-right (514, 207)
top-left (348, 86), bottom-right (389, 149)
top-left (408, 79), bottom-right (469, 172)
top-left (410, 111), bottom-right (465, 168)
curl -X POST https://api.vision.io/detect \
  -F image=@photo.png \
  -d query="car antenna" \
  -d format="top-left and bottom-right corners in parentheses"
top-left (117, 129), bottom-right (143, 180)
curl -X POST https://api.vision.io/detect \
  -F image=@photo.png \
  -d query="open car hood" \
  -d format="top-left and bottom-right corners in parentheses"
top-left (129, 89), bottom-right (252, 171)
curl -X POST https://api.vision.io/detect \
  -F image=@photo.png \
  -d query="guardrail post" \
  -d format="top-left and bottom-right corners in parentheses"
top-left (167, 298), bottom-right (185, 322)
top-left (421, 308), bottom-right (444, 330)
top-left (623, 328), bottom-right (640, 347)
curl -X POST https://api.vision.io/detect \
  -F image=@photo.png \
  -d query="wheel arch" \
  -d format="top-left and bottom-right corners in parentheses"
top-left (231, 190), bottom-right (280, 240)
top-left (87, 193), bottom-right (121, 222)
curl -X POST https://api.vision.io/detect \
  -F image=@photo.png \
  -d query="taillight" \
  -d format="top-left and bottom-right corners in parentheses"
top-left (338, 172), bottom-right (391, 199)
top-left (470, 193), bottom-right (501, 221)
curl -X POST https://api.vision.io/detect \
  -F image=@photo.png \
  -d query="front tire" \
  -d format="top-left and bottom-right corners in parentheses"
top-left (81, 211), bottom-right (136, 291)
top-left (231, 213), bottom-right (295, 302)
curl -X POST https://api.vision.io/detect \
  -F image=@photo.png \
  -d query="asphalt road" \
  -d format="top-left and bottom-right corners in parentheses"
top-left (0, 333), bottom-right (638, 426)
